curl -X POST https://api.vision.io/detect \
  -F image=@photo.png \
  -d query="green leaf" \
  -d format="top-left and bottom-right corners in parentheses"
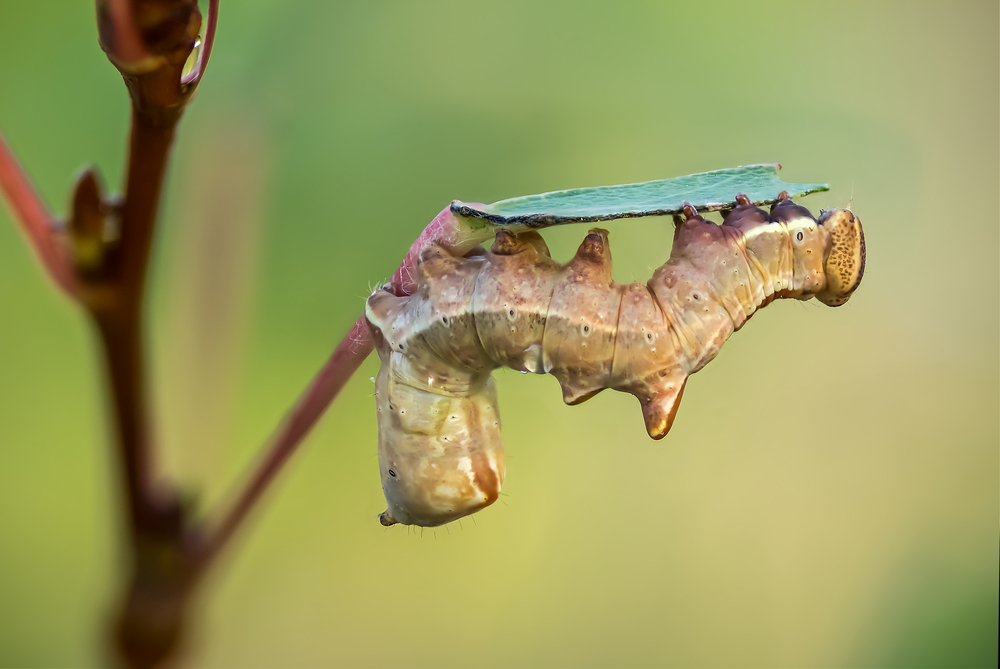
top-left (451, 163), bottom-right (828, 230)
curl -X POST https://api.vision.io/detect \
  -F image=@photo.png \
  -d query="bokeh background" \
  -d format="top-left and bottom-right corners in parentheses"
top-left (1, 2), bottom-right (997, 667)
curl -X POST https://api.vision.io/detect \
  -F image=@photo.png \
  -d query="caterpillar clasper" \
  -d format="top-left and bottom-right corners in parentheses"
top-left (366, 180), bottom-right (866, 527)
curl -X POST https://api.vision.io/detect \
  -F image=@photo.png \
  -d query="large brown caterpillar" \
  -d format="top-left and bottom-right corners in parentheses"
top-left (366, 193), bottom-right (866, 527)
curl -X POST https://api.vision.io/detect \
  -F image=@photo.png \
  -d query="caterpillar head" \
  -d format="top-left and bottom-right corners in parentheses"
top-left (815, 208), bottom-right (866, 307)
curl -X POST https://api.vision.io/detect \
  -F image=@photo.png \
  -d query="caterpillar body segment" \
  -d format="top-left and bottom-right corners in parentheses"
top-left (366, 195), bottom-right (866, 527)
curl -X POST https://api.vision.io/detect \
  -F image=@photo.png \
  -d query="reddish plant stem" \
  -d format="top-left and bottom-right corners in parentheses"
top-left (81, 108), bottom-right (180, 542)
top-left (116, 112), bottom-right (176, 299)
top-left (194, 316), bottom-right (373, 568)
top-left (1, 101), bottom-right (184, 650)
top-left (8, 2), bottom-right (209, 665)
top-left (95, 309), bottom-right (154, 534)
top-left (0, 131), bottom-right (78, 296)
top-left (93, 113), bottom-right (177, 537)
top-left (181, 0), bottom-right (218, 88)
top-left (2, 60), bottom-right (190, 669)
top-left (8, 0), bottom-right (492, 655)
top-left (98, 9), bottom-right (204, 664)
top-left (193, 204), bottom-right (484, 569)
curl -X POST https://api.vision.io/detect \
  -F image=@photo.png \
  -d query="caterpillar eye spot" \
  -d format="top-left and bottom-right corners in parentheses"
top-left (388, 469), bottom-right (396, 477)
top-left (399, 344), bottom-right (404, 350)
top-left (796, 231), bottom-right (804, 241)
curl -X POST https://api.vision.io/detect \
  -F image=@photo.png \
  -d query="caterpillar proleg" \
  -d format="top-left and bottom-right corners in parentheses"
top-left (366, 191), bottom-right (865, 527)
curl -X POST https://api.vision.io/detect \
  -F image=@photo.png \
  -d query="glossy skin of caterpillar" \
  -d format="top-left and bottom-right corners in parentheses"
top-left (366, 193), bottom-right (866, 527)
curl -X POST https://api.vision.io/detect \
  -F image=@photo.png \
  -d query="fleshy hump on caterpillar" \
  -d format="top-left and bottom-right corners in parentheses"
top-left (366, 193), bottom-right (866, 527)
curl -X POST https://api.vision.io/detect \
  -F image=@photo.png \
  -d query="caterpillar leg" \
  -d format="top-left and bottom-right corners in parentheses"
top-left (640, 375), bottom-right (688, 439)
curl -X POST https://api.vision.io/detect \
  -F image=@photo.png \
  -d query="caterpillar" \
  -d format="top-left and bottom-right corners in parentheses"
top-left (366, 192), bottom-right (866, 527)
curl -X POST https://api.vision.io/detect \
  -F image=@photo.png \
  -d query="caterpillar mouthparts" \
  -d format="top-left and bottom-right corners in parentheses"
top-left (367, 194), bottom-right (865, 527)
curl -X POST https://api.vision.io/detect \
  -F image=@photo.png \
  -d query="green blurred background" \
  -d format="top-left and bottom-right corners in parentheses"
top-left (1, 1), bottom-right (997, 666)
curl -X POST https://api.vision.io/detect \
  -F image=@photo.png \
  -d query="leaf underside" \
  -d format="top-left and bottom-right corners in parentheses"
top-left (451, 163), bottom-right (828, 230)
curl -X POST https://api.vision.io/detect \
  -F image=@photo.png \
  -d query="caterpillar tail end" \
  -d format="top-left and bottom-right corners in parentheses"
top-left (379, 510), bottom-right (398, 527)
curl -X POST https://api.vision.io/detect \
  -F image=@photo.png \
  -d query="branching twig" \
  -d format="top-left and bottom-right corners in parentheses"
top-left (194, 202), bottom-right (487, 567)
top-left (0, 133), bottom-right (78, 296)
top-left (193, 315), bottom-right (373, 569)
top-left (181, 0), bottom-right (218, 88)
top-left (1, 1), bottom-right (487, 666)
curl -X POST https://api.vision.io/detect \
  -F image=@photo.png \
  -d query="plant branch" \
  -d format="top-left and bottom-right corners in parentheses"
top-left (0, 131), bottom-right (78, 297)
top-left (181, 0), bottom-right (218, 89)
top-left (11, 1), bottom-right (494, 662)
top-left (89, 2), bottom-right (209, 666)
top-left (193, 315), bottom-right (373, 569)
top-left (88, 112), bottom-right (179, 538)
top-left (115, 110), bottom-right (178, 302)
top-left (193, 203), bottom-right (491, 568)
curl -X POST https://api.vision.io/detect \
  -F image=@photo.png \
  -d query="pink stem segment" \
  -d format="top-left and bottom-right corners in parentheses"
top-left (181, 0), bottom-right (219, 88)
top-left (0, 130), bottom-right (78, 297)
top-left (195, 314), bottom-right (373, 567)
top-left (195, 203), bottom-right (479, 568)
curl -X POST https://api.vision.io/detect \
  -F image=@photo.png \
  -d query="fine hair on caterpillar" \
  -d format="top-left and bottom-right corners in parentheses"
top-left (366, 192), bottom-right (866, 527)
